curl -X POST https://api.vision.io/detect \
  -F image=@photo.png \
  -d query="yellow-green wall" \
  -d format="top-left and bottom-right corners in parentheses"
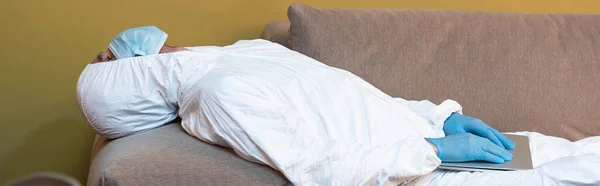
top-left (2, 0), bottom-right (600, 184)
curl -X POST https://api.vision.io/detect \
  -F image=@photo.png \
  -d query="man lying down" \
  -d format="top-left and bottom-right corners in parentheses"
top-left (77, 26), bottom-right (600, 185)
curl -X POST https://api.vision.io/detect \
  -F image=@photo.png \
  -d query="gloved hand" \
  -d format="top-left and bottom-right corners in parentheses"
top-left (426, 133), bottom-right (513, 163)
top-left (444, 113), bottom-right (515, 150)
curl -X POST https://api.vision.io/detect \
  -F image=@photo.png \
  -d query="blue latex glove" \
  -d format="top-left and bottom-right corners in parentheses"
top-left (427, 133), bottom-right (513, 163)
top-left (444, 113), bottom-right (515, 150)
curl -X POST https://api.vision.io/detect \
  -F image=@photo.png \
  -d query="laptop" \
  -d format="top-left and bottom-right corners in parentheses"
top-left (438, 134), bottom-right (533, 172)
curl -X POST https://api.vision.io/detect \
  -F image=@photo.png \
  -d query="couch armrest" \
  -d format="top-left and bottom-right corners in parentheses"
top-left (262, 21), bottom-right (290, 48)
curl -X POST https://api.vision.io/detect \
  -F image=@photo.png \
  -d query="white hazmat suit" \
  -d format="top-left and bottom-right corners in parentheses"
top-left (77, 39), bottom-right (600, 185)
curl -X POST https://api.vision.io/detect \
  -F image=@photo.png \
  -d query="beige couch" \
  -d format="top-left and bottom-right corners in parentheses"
top-left (87, 3), bottom-right (600, 185)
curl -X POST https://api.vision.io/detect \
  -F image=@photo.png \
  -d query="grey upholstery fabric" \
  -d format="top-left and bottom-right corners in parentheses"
top-left (87, 124), bottom-right (289, 186)
top-left (288, 3), bottom-right (600, 141)
top-left (263, 21), bottom-right (291, 48)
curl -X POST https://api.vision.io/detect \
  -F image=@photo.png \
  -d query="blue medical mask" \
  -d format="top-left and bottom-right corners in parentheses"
top-left (108, 26), bottom-right (168, 59)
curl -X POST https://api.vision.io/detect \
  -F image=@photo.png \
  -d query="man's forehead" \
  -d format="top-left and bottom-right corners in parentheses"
top-left (96, 52), bottom-right (104, 60)
top-left (90, 49), bottom-right (113, 64)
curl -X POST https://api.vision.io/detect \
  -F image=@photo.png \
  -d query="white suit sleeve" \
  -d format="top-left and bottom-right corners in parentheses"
top-left (202, 77), bottom-right (441, 185)
top-left (393, 98), bottom-right (463, 130)
top-left (338, 69), bottom-right (463, 130)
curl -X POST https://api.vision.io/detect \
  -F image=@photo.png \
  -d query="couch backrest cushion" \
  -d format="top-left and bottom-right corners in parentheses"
top-left (288, 3), bottom-right (600, 141)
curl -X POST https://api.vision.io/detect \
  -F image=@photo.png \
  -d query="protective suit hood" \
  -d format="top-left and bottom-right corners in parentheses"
top-left (76, 50), bottom-right (219, 139)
